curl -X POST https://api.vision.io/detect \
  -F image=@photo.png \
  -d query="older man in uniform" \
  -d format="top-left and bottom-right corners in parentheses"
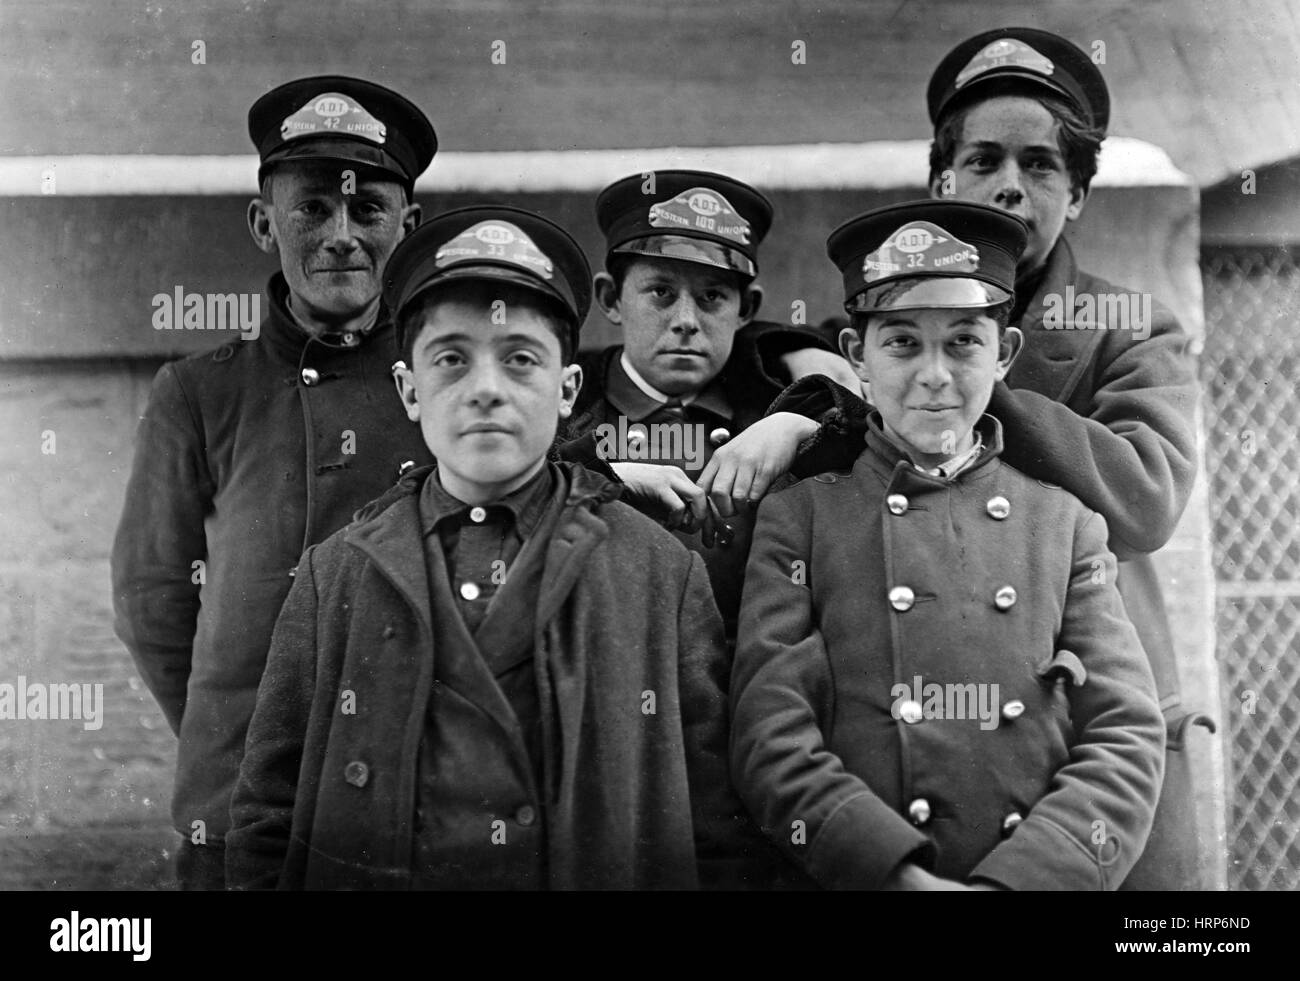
top-left (762, 28), bottom-right (1212, 889)
top-left (111, 76), bottom-right (436, 889)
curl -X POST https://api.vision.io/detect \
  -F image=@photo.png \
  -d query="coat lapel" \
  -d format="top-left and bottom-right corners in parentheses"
top-left (1011, 239), bottom-right (1105, 404)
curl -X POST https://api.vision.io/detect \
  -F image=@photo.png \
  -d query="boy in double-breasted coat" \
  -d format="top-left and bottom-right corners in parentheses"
top-left (226, 205), bottom-right (756, 889)
top-left (731, 200), bottom-right (1165, 889)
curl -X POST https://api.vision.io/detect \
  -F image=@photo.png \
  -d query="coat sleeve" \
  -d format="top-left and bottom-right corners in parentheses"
top-left (988, 306), bottom-right (1198, 557)
top-left (225, 544), bottom-right (321, 891)
top-left (730, 490), bottom-right (936, 889)
top-left (673, 551), bottom-right (773, 888)
top-left (968, 510), bottom-right (1166, 890)
top-left (734, 319), bottom-right (836, 389)
top-left (110, 361), bottom-right (213, 734)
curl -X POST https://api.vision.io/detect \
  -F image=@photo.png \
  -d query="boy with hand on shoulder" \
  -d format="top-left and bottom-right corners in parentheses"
top-left (227, 205), bottom-right (752, 890)
top-left (559, 170), bottom-right (854, 641)
top-left (731, 200), bottom-right (1165, 890)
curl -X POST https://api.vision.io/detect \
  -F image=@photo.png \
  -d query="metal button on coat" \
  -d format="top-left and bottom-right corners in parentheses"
top-left (1001, 699), bottom-right (1026, 721)
top-left (469, 506), bottom-right (487, 523)
top-left (986, 496), bottom-right (1011, 520)
top-left (889, 586), bottom-right (915, 612)
top-left (398, 460), bottom-right (416, 476)
top-left (627, 425), bottom-right (647, 444)
top-left (344, 761), bottom-right (369, 788)
top-left (994, 585), bottom-right (1018, 610)
top-left (1002, 812), bottom-right (1024, 835)
top-left (341, 332), bottom-right (358, 347)
top-left (908, 798), bottom-right (932, 826)
top-left (886, 493), bottom-right (908, 515)
top-left (709, 427), bottom-right (731, 446)
top-left (301, 367), bottom-right (320, 386)
top-left (898, 700), bottom-right (923, 724)
top-left (515, 804), bottom-right (537, 827)
top-left (459, 582), bottom-right (481, 601)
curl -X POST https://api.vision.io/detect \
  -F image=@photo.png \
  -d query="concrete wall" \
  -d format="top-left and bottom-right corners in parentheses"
top-left (0, 142), bottom-right (1223, 887)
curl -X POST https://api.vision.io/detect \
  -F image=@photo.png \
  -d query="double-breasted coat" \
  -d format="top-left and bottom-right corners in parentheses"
top-left (225, 462), bottom-right (755, 890)
top-left (110, 273), bottom-right (433, 845)
top-left (765, 238), bottom-right (1211, 888)
top-left (731, 415), bottom-right (1166, 889)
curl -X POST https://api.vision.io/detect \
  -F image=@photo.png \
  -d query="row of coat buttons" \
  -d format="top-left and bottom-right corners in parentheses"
top-left (908, 798), bottom-right (1023, 835)
top-left (625, 426), bottom-right (732, 447)
top-left (888, 585), bottom-right (1018, 611)
top-left (886, 494), bottom-right (1010, 519)
top-left (344, 760), bottom-right (538, 828)
top-left (896, 698), bottom-right (1025, 724)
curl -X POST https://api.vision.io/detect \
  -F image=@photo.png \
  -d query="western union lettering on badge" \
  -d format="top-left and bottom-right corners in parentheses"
top-left (863, 221), bottom-right (980, 283)
top-left (435, 221), bottom-right (555, 278)
top-left (280, 92), bottom-right (387, 144)
top-left (648, 188), bottom-right (752, 245)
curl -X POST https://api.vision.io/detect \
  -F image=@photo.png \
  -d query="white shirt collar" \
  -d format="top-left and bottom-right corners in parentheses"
top-left (619, 350), bottom-right (698, 406)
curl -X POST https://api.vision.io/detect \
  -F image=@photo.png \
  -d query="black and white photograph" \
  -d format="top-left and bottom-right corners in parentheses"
top-left (0, 0), bottom-right (1292, 958)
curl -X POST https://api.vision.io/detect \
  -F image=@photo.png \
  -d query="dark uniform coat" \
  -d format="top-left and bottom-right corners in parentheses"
top-left (767, 239), bottom-right (1211, 888)
top-left (226, 462), bottom-right (752, 890)
top-left (731, 415), bottom-right (1166, 890)
top-left (558, 321), bottom-right (832, 638)
top-left (110, 273), bottom-right (432, 843)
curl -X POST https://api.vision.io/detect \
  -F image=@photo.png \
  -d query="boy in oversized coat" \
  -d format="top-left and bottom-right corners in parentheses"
top-left (731, 200), bottom-right (1166, 890)
top-left (752, 27), bottom-right (1210, 889)
top-left (227, 206), bottom-right (753, 889)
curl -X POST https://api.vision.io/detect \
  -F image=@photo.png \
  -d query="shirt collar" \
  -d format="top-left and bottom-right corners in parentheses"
top-left (864, 411), bottom-right (1002, 481)
top-left (420, 462), bottom-right (554, 537)
top-left (619, 351), bottom-right (698, 406)
top-left (911, 430), bottom-right (985, 479)
top-left (606, 349), bottom-right (733, 424)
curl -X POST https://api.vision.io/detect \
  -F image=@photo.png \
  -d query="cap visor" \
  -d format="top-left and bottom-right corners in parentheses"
top-left (851, 276), bottom-right (1011, 312)
top-left (262, 138), bottom-right (409, 183)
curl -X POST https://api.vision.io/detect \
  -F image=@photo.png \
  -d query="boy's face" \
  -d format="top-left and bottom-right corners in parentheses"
top-left (595, 256), bottom-right (761, 397)
top-left (931, 95), bottom-right (1085, 277)
top-left (839, 307), bottom-right (1022, 468)
top-left (393, 290), bottom-right (582, 503)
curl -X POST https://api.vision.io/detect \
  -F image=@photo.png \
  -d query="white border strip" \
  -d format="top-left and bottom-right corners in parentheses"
top-left (0, 138), bottom-right (1191, 196)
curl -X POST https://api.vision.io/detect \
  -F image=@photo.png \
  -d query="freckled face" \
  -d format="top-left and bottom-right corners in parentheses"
top-left (261, 163), bottom-right (414, 322)
top-left (843, 308), bottom-right (1012, 467)
top-left (934, 96), bottom-right (1085, 275)
top-left (396, 294), bottom-right (579, 502)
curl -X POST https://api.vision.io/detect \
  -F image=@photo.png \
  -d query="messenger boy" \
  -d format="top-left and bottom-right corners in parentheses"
top-left (227, 206), bottom-right (750, 889)
top-left (731, 200), bottom-right (1165, 889)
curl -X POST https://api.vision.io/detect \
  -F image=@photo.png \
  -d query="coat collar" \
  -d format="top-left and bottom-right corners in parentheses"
top-left (258, 272), bottom-right (399, 364)
top-left (858, 411), bottom-right (1004, 487)
top-left (345, 460), bottom-right (623, 631)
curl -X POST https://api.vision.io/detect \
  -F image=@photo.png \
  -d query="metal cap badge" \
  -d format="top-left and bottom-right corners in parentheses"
top-left (249, 75), bottom-right (437, 195)
top-left (927, 27), bottom-right (1110, 133)
top-left (828, 200), bottom-right (1028, 313)
top-left (597, 170), bottom-right (773, 278)
top-left (383, 205), bottom-right (592, 355)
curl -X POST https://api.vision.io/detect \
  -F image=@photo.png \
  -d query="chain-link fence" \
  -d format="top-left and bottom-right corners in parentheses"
top-left (1201, 244), bottom-right (1300, 891)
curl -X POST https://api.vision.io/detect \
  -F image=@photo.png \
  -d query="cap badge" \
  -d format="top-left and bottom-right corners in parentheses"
top-left (955, 38), bottom-right (1055, 89)
top-left (648, 188), bottom-right (751, 245)
top-left (280, 92), bottom-right (387, 145)
top-left (434, 221), bottom-right (555, 280)
top-left (863, 221), bottom-right (980, 283)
